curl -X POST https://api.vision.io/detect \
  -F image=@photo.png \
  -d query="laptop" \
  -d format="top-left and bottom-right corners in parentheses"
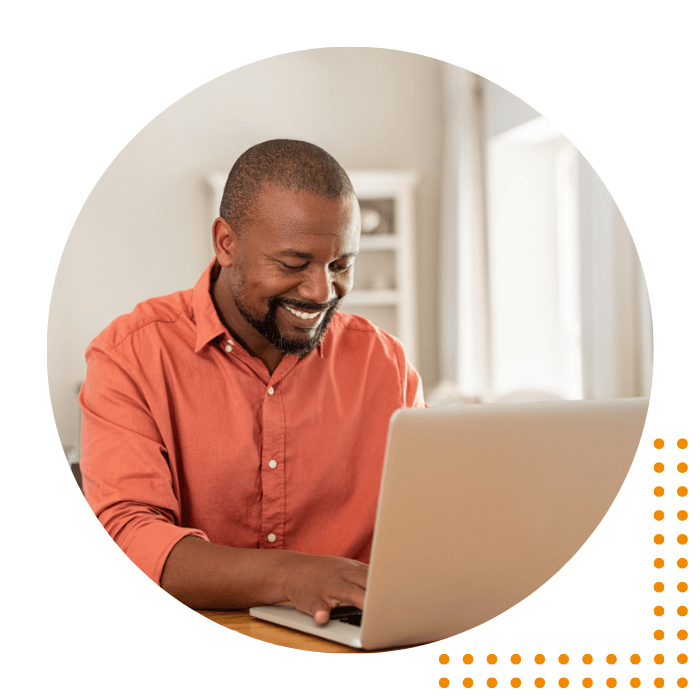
top-left (250, 398), bottom-right (648, 650)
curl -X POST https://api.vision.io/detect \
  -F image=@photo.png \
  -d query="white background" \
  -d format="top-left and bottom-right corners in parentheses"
top-left (2, 1), bottom-right (697, 698)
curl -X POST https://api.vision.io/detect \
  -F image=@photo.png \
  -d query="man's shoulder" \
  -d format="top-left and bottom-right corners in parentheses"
top-left (90, 288), bottom-right (195, 351)
top-left (326, 312), bottom-right (405, 358)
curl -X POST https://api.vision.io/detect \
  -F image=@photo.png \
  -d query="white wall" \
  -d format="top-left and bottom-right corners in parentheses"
top-left (48, 48), bottom-right (445, 453)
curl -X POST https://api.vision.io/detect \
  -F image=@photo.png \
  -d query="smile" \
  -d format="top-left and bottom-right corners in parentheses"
top-left (283, 305), bottom-right (322, 321)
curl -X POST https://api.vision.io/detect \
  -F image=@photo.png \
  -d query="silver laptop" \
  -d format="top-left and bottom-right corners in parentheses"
top-left (251, 398), bottom-right (648, 650)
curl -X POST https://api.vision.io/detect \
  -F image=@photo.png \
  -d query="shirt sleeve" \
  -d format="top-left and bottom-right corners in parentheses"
top-left (394, 338), bottom-right (427, 408)
top-left (80, 341), bottom-right (209, 585)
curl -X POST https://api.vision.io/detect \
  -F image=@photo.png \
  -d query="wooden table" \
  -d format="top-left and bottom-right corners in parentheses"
top-left (196, 609), bottom-right (365, 653)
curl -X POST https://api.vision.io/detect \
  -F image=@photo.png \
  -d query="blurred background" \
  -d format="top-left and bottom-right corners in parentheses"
top-left (48, 48), bottom-right (652, 468)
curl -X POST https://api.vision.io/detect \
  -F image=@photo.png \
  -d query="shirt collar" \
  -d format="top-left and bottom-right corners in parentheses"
top-left (193, 259), bottom-right (228, 353)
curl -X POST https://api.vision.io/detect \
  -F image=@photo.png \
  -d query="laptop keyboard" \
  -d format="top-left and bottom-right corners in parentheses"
top-left (329, 606), bottom-right (363, 627)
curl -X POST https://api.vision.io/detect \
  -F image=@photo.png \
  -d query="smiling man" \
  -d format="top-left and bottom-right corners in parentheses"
top-left (80, 140), bottom-right (425, 623)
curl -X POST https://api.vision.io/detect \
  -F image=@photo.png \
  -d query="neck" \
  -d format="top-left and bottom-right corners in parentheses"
top-left (211, 269), bottom-right (285, 374)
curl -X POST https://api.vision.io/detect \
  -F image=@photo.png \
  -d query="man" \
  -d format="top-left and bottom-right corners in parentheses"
top-left (80, 140), bottom-right (425, 624)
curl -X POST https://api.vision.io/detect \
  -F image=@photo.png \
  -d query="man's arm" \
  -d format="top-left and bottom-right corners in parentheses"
top-left (161, 535), bottom-right (367, 624)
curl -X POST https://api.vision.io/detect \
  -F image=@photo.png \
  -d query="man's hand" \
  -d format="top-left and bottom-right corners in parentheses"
top-left (161, 536), bottom-right (367, 621)
top-left (280, 553), bottom-right (368, 624)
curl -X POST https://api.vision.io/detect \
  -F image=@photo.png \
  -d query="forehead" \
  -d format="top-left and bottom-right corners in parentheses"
top-left (245, 185), bottom-right (360, 253)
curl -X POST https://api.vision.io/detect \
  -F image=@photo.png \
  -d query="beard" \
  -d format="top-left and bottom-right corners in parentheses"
top-left (234, 291), bottom-right (341, 356)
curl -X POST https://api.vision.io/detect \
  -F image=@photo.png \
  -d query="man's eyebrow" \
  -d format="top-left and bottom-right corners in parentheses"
top-left (276, 249), bottom-right (359, 259)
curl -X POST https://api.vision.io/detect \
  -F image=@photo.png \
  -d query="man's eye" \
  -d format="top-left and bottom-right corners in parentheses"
top-left (331, 263), bottom-right (352, 272)
top-left (281, 262), bottom-right (307, 271)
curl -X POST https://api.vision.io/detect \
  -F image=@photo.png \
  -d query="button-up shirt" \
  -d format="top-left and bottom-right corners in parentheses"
top-left (80, 261), bottom-right (425, 584)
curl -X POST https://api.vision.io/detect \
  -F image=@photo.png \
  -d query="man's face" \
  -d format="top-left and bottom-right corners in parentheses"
top-left (218, 185), bottom-right (361, 357)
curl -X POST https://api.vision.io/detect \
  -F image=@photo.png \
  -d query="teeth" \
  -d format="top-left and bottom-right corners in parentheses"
top-left (284, 305), bottom-right (321, 320)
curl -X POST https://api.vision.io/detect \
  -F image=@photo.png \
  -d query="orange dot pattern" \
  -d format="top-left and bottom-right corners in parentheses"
top-left (435, 439), bottom-right (691, 691)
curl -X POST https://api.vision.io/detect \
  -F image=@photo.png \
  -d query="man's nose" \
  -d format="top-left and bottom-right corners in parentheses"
top-left (298, 267), bottom-right (335, 305)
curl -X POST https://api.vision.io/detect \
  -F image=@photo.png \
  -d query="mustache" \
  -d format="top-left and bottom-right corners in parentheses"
top-left (273, 296), bottom-right (340, 313)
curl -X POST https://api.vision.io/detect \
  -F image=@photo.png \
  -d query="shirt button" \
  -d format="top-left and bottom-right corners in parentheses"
top-left (267, 533), bottom-right (276, 543)
top-left (267, 387), bottom-right (275, 395)
top-left (225, 344), bottom-right (233, 353)
top-left (268, 460), bottom-right (277, 469)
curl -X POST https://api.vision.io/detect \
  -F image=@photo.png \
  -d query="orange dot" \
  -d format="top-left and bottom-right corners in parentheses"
top-left (678, 510), bottom-right (688, 521)
top-left (534, 654), bottom-right (545, 664)
top-left (654, 654), bottom-right (664, 664)
top-left (654, 558), bottom-right (665, 569)
top-left (654, 678), bottom-right (664, 688)
top-left (678, 630), bottom-right (688, 640)
top-left (678, 582), bottom-right (688, 592)
top-left (607, 678), bottom-right (617, 688)
top-left (654, 510), bottom-right (665, 521)
top-left (654, 486), bottom-right (664, 497)
top-left (463, 654), bottom-right (473, 664)
top-left (654, 630), bottom-right (664, 640)
top-left (655, 605), bottom-right (664, 616)
top-left (510, 678), bottom-right (521, 688)
top-left (678, 606), bottom-right (688, 616)
top-left (678, 654), bottom-right (688, 664)
top-left (439, 653), bottom-right (449, 664)
top-left (654, 582), bottom-right (664, 592)
top-left (678, 462), bottom-right (688, 473)
top-left (655, 439), bottom-right (664, 449)
top-left (487, 654), bottom-right (497, 664)
top-left (559, 678), bottom-right (569, 688)
top-left (582, 678), bottom-right (593, 688)
top-left (534, 678), bottom-right (545, 688)
top-left (558, 654), bottom-right (569, 664)
top-left (606, 654), bottom-right (617, 664)
top-left (678, 678), bottom-right (688, 688)
top-left (678, 438), bottom-right (688, 449)
top-left (511, 654), bottom-right (521, 664)
top-left (678, 558), bottom-right (688, 569)
top-left (654, 534), bottom-right (664, 544)
top-left (583, 654), bottom-right (593, 664)
top-left (463, 678), bottom-right (473, 688)
top-left (630, 678), bottom-right (641, 688)
top-left (630, 654), bottom-right (641, 664)
top-left (654, 462), bottom-right (664, 473)
top-left (439, 677), bottom-right (449, 688)
top-left (678, 486), bottom-right (688, 497)
top-left (486, 678), bottom-right (497, 688)
top-left (678, 534), bottom-right (688, 544)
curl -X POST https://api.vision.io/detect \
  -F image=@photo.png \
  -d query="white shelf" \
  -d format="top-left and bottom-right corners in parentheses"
top-left (360, 234), bottom-right (399, 250)
top-left (343, 289), bottom-right (400, 306)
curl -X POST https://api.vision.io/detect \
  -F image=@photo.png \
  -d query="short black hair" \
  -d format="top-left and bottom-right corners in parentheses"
top-left (220, 139), bottom-right (355, 229)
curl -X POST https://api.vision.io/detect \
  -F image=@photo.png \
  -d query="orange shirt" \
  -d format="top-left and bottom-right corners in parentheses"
top-left (80, 261), bottom-right (425, 585)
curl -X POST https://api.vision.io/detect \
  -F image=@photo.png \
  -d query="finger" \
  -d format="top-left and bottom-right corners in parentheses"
top-left (313, 607), bottom-right (331, 625)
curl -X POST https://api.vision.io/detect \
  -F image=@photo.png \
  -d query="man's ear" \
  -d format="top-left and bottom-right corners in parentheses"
top-left (212, 217), bottom-right (238, 268)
